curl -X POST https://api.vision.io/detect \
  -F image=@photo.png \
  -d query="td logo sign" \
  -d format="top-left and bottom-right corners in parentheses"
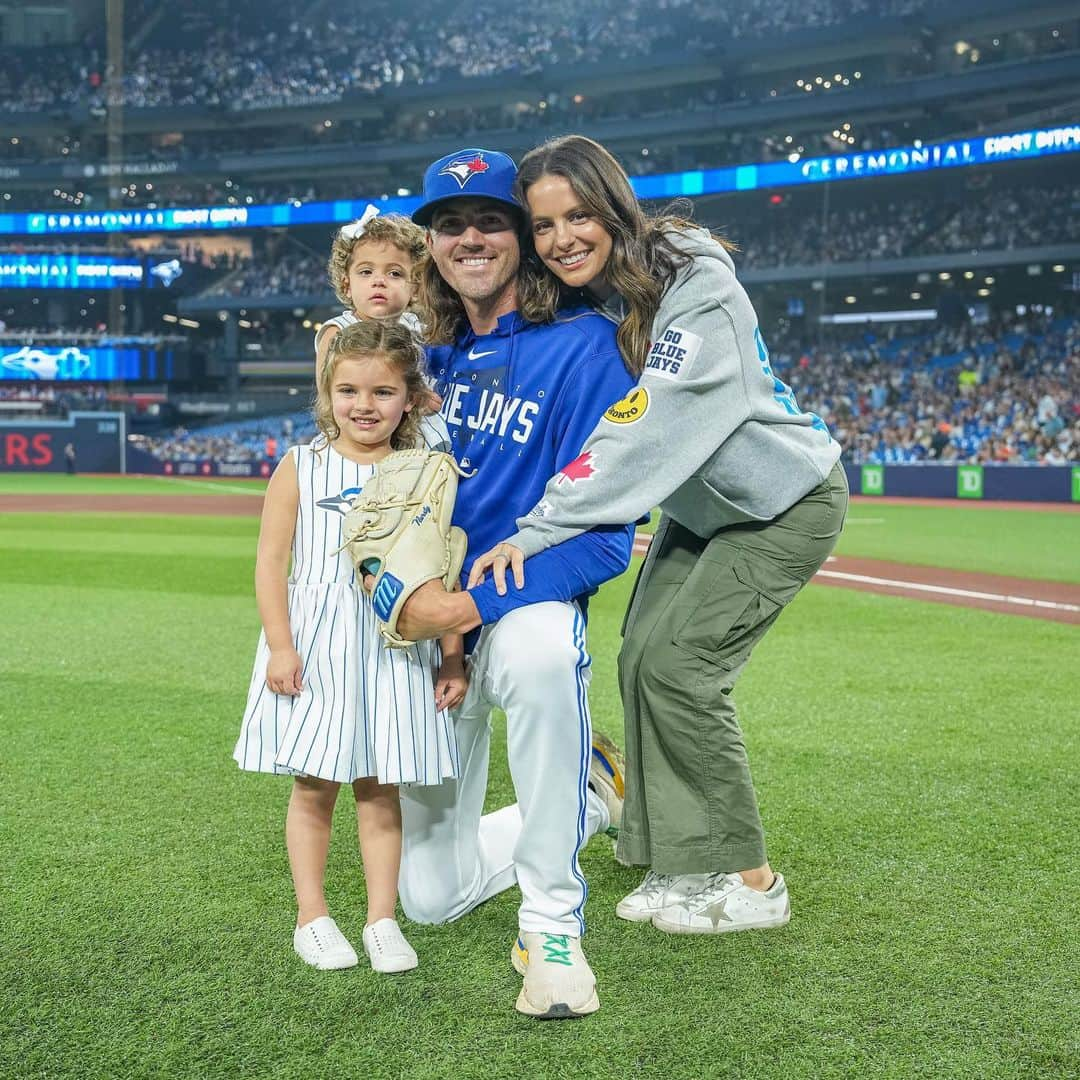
top-left (861, 464), bottom-right (884, 496)
top-left (957, 465), bottom-right (984, 499)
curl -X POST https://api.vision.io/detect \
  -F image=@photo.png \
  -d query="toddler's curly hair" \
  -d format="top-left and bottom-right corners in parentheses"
top-left (327, 214), bottom-right (426, 307)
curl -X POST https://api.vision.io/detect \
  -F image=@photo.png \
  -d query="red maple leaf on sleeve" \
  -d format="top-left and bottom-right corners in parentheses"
top-left (556, 450), bottom-right (596, 484)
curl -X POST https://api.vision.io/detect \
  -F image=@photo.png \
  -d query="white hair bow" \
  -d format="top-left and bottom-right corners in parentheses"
top-left (340, 203), bottom-right (380, 240)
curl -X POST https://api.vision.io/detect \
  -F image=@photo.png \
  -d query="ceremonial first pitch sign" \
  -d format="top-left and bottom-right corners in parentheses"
top-left (0, 411), bottom-right (125, 472)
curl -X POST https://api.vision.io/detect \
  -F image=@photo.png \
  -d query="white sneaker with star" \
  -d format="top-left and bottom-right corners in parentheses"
top-left (614, 870), bottom-right (712, 922)
top-left (650, 872), bottom-right (791, 935)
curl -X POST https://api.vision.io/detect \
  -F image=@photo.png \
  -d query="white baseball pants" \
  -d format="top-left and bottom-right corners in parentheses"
top-left (398, 601), bottom-right (609, 936)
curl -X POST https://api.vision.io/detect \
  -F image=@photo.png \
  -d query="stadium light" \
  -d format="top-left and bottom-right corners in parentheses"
top-left (820, 309), bottom-right (937, 323)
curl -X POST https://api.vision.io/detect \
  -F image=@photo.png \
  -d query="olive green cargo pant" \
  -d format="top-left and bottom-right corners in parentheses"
top-left (616, 462), bottom-right (848, 874)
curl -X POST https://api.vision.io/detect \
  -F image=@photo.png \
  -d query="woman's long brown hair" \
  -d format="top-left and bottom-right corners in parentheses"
top-left (516, 135), bottom-right (734, 375)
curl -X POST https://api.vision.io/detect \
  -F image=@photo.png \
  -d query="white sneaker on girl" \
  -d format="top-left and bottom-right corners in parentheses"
top-left (293, 916), bottom-right (359, 969)
top-left (362, 918), bottom-right (418, 973)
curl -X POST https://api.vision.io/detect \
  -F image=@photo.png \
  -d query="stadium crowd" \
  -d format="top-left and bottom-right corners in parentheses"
top-left (0, 0), bottom-right (933, 114)
top-left (173, 178), bottom-right (1080, 305)
top-left (0, 382), bottom-right (113, 416)
top-left (128, 310), bottom-right (1077, 468)
top-left (736, 182), bottom-right (1080, 269)
top-left (775, 311), bottom-right (1079, 464)
top-left (204, 252), bottom-right (322, 299)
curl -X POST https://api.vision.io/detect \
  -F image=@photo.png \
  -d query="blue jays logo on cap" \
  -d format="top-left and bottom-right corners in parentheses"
top-left (412, 147), bottom-right (521, 226)
top-left (439, 154), bottom-right (491, 189)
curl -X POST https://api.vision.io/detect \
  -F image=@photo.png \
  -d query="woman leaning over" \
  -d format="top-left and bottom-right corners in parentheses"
top-left (469, 134), bottom-right (849, 936)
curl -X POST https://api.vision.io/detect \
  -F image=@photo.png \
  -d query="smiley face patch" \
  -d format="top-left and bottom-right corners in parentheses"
top-left (603, 387), bottom-right (650, 425)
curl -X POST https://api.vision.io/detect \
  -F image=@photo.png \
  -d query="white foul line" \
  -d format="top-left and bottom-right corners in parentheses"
top-left (166, 478), bottom-right (266, 496)
top-left (815, 569), bottom-right (1080, 614)
top-left (632, 538), bottom-right (1076, 615)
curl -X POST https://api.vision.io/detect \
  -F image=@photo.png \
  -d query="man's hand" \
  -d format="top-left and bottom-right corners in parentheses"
top-left (466, 542), bottom-right (525, 595)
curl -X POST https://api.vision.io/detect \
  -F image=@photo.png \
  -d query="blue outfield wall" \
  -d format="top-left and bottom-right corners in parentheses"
top-left (0, 411), bottom-right (125, 472)
top-left (125, 446), bottom-right (273, 478)
top-left (844, 463), bottom-right (1078, 503)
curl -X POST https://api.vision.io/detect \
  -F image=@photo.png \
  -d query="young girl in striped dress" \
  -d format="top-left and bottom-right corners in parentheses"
top-left (234, 320), bottom-right (467, 975)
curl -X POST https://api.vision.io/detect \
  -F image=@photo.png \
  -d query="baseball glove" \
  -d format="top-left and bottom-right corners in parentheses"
top-left (338, 448), bottom-right (469, 648)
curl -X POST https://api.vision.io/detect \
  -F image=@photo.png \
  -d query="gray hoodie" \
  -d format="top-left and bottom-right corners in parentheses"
top-left (506, 227), bottom-right (840, 557)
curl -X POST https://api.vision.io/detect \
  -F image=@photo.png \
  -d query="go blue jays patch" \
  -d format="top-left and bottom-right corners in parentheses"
top-left (644, 326), bottom-right (702, 380)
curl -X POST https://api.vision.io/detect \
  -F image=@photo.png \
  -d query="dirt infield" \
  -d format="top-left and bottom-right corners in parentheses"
top-left (850, 495), bottom-right (1079, 512)
top-left (0, 493), bottom-right (264, 516)
top-left (4, 491), bottom-right (1077, 624)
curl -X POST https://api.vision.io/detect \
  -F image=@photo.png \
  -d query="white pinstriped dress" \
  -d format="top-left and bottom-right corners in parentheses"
top-left (233, 439), bottom-right (458, 786)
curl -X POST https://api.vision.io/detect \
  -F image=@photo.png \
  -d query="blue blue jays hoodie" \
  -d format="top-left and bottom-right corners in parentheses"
top-left (426, 306), bottom-right (635, 625)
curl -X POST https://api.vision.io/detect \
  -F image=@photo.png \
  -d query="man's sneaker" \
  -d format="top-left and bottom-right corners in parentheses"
top-left (614, 870), bottom-right (711, 923)
top-left (511, 932), bottom-right (600, 1019)
top-left (293, 916), bottom-right (359, 970)
top-left (362, 918), bottom-right (418, 973)
top-left (588, 733), bottom-right (625, 832)
top-left (651, 872), bottom-right (791, 935)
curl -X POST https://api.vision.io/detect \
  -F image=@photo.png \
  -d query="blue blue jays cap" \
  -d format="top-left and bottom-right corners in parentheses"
top-left (411, 148), bottom-right (521, 226)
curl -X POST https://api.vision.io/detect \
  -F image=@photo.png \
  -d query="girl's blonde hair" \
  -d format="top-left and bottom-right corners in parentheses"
top-left (314, 320), bottom-right (429, 451)
top-left (515, 134), bottom-right (735, 376)
top-left (327, 213), bottom-right (427, 307)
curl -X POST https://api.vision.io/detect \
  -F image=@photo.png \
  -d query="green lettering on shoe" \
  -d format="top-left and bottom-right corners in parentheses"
top-left (542, 934), bottom-right (573, 966)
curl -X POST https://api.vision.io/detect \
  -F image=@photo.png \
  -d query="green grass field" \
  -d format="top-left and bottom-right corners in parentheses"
top-left (1, 490), bottom-right (1078, 1078)
top-left (0, 473), bottom-right (267, 496)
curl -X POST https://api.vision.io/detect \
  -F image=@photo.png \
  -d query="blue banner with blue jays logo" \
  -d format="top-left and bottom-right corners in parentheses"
top-left (0, 344), bottom-right (175, 381)
top-left (0, 253), bottom-right (184, 289)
